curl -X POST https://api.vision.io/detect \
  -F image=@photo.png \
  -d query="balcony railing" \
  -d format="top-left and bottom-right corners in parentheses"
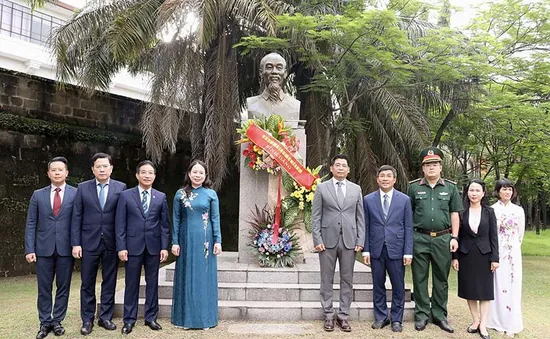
top-left (0, 0), bottom-right (65, 46)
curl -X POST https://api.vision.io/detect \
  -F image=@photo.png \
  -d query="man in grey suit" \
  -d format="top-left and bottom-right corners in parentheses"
top-left (312, 154), bottom-right (366, 332)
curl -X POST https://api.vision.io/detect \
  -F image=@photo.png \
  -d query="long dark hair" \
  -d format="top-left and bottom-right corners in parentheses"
top-left (182, 160), bottom-right (213, 196)
top-left (463, 178), bottom-right (489, 210)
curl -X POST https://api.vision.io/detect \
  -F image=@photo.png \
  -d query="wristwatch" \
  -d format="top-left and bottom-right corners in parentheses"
top-left (451, 236), bottom-right (459, 241)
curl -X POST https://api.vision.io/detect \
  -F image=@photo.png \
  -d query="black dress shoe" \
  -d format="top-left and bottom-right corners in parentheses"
top-left (80, 322), bottom-right (93, 335)
top-left (434, 320), bottom-right (454, 333)
top-left (36, 325), bottom-right (51, 339)
top-left (392, 322), bottom-right (403, 332)
top-left (371, 318), bottom-right (390, 329)
top-left (336, 319), bottom-right (351, 332)
top-left (323, 319), bottom-right (334, 332)
top-left (52, 323), bottom-right (65, 336)
top-left (121, 323), bottom-right (134, 335)
top-left (415, 319), bottom-right (428, 331)
top-left (144, 320), bottom-right (162, 330)
top-left (98, 319), bottom-right (117, 330)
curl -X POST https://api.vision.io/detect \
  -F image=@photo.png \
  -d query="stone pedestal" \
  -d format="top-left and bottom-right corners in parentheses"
top-left (238, 120), bottom-right (311, 265)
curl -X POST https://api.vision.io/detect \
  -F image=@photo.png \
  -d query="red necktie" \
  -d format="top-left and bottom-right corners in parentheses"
top-left (53, 187), bottom-right (62, 216)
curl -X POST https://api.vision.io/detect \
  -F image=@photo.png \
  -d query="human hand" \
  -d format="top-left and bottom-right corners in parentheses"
top-left (490, 262), bottom-right (499, 272)
top-left (362, 255), bottom-right (371, 266)
top-left (355, 245), bottom-right (363, 252)
top-left (72, 246), bottom-right (82, 259)
top-left (213, 243), bottom-right (222, 255)
top-left (25, 253), bottom-right (36, 263)
top-left (171, 245), bottom-right (180, 256)
top-left (403, 257), bottom-right (412, 266)
top-left (450, 238), bottom-right (458, 252)
top-left (160, 250), bottom-right (169, 262)
top-left (315, 244), bottom-right (326, 252)
top-left (118, 250), bottom-right (128, 262)
top-left (452, 259), bottom-right (459, 271)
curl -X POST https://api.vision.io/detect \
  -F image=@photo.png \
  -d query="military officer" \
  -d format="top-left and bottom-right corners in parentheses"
top-left (407, 147), bottom-right (463, 333)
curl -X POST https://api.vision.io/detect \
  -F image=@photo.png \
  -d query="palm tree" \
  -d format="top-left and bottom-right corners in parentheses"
top-left (28, 0), bottom-right (290, 189)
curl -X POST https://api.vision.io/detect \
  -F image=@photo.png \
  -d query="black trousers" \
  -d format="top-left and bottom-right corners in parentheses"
top-left (80, 238), bottom-right (119, 322)
top-left (36, 250), bottom-right (74, 326)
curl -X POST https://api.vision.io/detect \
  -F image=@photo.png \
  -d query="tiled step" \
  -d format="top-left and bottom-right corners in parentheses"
top-left (142, 280), bottom-right (412, 302)
top-left (165, 259), bottom-right (374, 285)
top-left (113, 294), bottom-right (415, 321)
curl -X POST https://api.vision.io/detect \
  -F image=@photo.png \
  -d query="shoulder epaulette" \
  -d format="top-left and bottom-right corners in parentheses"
top-left (409, 178), bottom-right (421, 184)
top-left (444, 179), bottom-right (457, 185)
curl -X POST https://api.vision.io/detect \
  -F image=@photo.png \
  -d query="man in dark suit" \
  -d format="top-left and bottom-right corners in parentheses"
top-left (71, 153), bottom-right (127, 335)
top-left (25, 157), bottom-right (76, 339)
top-left (362, 165), bottom-right (413, 332)
top-left (312, 154), bottom-right (365, 332)
top-left (115, 160), bottom-right (170, 335)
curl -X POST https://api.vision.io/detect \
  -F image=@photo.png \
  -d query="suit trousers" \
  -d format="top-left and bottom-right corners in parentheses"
top-left (80, 238), bottom-right (119, 322)
top-left (411, 232), bottom-right (452, 322)
top-left (123, 250), bottom-right (160, 324)
top-left (319, 233), bottom-right (356, 320)
top-left (371, 245), bottom-right (405, 323)
top-left (36, 250), bottom-right (74, 326)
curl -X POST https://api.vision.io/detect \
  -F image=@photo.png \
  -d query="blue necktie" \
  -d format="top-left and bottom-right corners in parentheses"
top-left (98, 183), bottom-right (107, 209)
top-left (142, 190), bottom-right (149, 215)
top-left (383, 194), bottom-right (389, 219)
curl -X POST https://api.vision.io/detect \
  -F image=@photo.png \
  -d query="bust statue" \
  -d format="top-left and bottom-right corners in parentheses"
top-left (246, 53), bottom-right (300, 121)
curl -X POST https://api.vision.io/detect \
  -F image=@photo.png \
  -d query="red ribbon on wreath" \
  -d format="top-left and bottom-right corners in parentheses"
top-left (245, 123), bottom-right (317, 243)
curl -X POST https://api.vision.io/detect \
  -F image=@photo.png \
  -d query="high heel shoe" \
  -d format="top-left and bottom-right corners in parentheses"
top-left (479, 330), bottom-right (490, 339)
top-left (467, 324), bottom-right (480, 333)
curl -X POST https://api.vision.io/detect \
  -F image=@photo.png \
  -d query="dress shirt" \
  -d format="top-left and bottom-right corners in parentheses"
top-left (332, 177), bottom-right (347, 198)
top-left (50, 183), bottom-right (66, 209)
top-left (138, 186), bottom-right (151, 209)
top-left (96, 178), bottom-right (110, 199)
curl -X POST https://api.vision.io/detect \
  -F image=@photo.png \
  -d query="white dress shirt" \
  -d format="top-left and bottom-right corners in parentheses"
top-left (332, 177), bottom-right (347, 197)
top-left (96, 178), bottom-right (110, 199)
top-left (50, 183), bottom-right (66, 209)
top-left (138, 186), bottom-right (151, 208)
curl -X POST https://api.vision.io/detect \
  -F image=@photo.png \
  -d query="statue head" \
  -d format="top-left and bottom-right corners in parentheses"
top-left (259, 53), bottom-right (287, 102)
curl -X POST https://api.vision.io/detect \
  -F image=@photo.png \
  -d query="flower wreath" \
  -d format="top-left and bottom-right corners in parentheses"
top-left (248, 205), bottom-right (301, 268)
top-left (281, 166), bottom-right (326, 232)
top-left (236, 114), bottom-right (299, 174)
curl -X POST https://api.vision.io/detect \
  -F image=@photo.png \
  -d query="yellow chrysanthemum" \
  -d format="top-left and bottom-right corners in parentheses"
top-left (306, 192), bottom-right (314, 202)
top-left (298, 201), bottom-right (305, 210)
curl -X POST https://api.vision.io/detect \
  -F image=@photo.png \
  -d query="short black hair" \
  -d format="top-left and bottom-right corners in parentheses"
top-left (330, 154), bottom-right (349, 166)
top-left (494, 178), bottom-right (516, 199)
top-left (377, 165), bottom-right (397, 177)
top-left (92, 152), bottom-right (112, 166)
top-left (48, 156), bottom-right (68, 169)
top-left (136, 160), bottom-right (156, 174)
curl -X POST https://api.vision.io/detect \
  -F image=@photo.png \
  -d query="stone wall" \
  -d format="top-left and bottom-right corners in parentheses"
top-left (0, 69), bottom-right (239, 277)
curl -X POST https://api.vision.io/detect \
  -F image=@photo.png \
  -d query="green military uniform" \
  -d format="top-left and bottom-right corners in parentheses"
top-left (407, 149), bottom-right (463, 324)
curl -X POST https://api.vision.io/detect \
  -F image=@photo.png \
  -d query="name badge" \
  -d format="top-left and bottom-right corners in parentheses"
top-left (417, 191), bottom-right (426, 195)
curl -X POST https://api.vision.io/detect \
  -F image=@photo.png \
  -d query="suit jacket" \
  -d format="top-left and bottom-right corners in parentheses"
top-left (71, 179), bottom-right (127, 252)
top-left (312, 179), bottom-right (366, 249)
top-left (24, 185), bottom-right (77, 257)
top-left (363, 189), bottom-right (413, 260)
top-left (115, 187), bottom-right (170, 256)
top-left (453, 206), bottom-right (499, 262)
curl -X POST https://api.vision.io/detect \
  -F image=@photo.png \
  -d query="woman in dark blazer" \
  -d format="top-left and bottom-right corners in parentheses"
top-left (452, 179), bottom-right (499, 339)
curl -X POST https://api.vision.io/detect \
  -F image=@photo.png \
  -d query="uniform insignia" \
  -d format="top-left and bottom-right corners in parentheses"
top-left (427, 150), bottom-right (434, 156)
top-left (417, 191), bottom-right (426, 194)
top-left (409, 178), bottom-right (421, 184)
top-left (444, 179), bottom-right (457, 185)
top-left (439, 192), bottom-right (449, 195)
